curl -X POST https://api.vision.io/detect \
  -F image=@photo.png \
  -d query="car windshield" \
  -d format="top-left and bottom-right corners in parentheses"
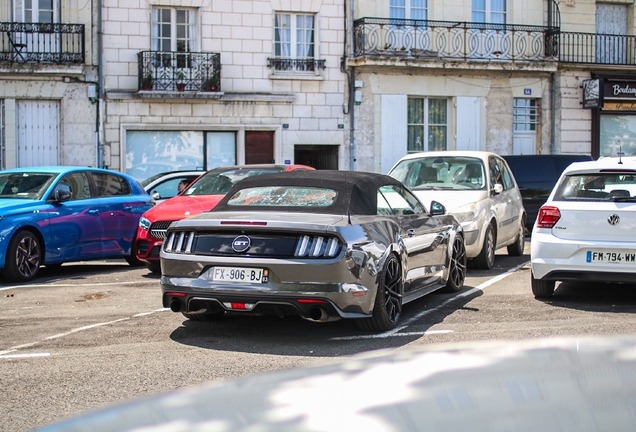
top-left (0, 172), bottom-right (57, 199)
top-left (139, 172), bottom-right (169, 188)
top-left (226, 186), bottom-right (337, 207)
top-left (183, 169), bottom-right (283, 196)
top-left (390, 156), bottom-right (486, 190)
top-left (553, 172), bottom-right (636, 201)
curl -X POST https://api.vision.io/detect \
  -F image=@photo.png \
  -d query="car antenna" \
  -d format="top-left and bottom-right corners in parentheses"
top-left (618, 144), bottom-right (623, 164)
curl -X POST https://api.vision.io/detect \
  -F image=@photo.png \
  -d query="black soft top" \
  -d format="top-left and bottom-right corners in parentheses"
top-left (212, 170), bottom-right (404, 215)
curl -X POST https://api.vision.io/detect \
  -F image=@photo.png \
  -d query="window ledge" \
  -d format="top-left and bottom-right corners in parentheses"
top-left (269, 74), bottom-right (324, 81)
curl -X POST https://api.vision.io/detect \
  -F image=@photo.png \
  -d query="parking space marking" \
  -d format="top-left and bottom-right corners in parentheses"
top-left (0, 308), bottom-right (168, 359)
top-left (331, 261), bottom-right (529, 341)
top-left (0, 281), bottom-right (152, 291)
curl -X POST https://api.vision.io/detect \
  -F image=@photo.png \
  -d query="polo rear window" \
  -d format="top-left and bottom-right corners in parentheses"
top-left (553, 172), bottom-right (636, 201)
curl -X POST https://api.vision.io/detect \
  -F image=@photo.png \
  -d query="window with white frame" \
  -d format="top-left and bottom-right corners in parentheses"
top-left (407, 98), bottom-right (448, 152)
top-left (271, 13), bottom-right (322, 72)
top-left (513, 99), bottom-right (538, 131)
top-left (152, 8), bottom-right (196, 54)
top-left (472, 0), bottom-right (506, 24)
top-left (14, 0), bottom-right (58, 23)
top-left (390, 0), bottom-right (427, 20)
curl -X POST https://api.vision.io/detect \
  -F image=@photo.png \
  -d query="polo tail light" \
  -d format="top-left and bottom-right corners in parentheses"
top-left (536, 206), bottom-right (561, 229)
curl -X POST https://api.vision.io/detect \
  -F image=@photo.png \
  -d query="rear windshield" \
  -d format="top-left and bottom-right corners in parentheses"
top-left (184, 169), bottom-right (282, 196)
top-left (226, 186), bottom-right (337, 207)
top-left (553, 172), bottom-right (636, 202)
top-left (0, 172), bottom-right (57, 199)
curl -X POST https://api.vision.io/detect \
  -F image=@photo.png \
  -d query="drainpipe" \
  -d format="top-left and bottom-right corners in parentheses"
top-left (550, 71), bottom-right (556, 154)
top-left (97, 0), bottom-right (104, 167)
top-left (348, 0), bottom-right (356, 171)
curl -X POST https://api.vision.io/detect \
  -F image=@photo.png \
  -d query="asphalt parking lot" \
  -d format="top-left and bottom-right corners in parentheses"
top-left (4, 244), bottom-right (636, 431)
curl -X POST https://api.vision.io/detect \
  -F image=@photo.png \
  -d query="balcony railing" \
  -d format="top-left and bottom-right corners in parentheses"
top-left (0, 22), bottom-right (84, 64)
top-left (560, 32), bottom-right (636, 65)
top-left (353, 18), bottom-right (558, 62)
top-left (267, 57), bottom-right (326, 72)
top-left (138, 51), bottom-right (221, 92)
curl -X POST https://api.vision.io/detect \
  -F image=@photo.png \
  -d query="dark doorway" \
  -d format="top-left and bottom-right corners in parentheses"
top-left (245, 131), bottom-right (274, 164)
top-left (294, 145), bottom-right (339, 170)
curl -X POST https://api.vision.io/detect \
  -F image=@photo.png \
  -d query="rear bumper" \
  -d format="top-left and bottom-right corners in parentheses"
top-left (531, 229), bottom-right (636, 282)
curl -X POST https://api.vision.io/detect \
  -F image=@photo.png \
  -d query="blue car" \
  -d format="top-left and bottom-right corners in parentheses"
top-left (0, 166), bottom-right (153, 282)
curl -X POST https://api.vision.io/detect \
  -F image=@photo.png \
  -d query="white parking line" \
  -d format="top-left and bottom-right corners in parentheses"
top-left (0, 308), bottom-right (168, 359)
top-left (331, 261), bottom-right (530, 341)
top-left (0, 281), bottom-right (151, 291)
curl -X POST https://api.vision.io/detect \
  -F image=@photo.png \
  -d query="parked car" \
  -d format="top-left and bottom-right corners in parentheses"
top-left (388, 151), bottom-right (526, 269)
top-left (160, 170), bottom-right (466, 331)
top-left (503, 154), bottom-right (593, 234)
top-left (531, 157), bottom-right (636, 298)
top-left (39, 336), bottom-right (636, 432)
top-left (0, 167), bottom-right (153, 282)
top-left (136, 164), bottom-right (314, 273)
top-left (139, 170), bottom-right (204, 203)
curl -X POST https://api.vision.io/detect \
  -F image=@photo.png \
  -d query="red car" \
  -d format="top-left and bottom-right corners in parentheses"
top-left (136, 164), bottom-right (314, 272)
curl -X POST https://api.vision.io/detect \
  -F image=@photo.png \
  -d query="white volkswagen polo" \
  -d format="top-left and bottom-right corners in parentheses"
top-left (531, 156), bottom-right (636, 298)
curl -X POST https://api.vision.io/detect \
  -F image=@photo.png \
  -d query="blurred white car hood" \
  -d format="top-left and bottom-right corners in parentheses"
top-left (40, 336), bottom-right (636, 432)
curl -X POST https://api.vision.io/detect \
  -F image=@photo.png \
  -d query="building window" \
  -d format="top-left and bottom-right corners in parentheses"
top-left (270, 13), bottom-right (323, 72)
top-left (408, 98), bottom-right (448, 152)
top-left (472, 0), bottom-right (506, 24)
top-left (390, 0), bottom-right (427, 20)
top-left (513, 99), bottom-right (537, 131)
top-left (151, 8), bottom-right (196, 54)
top-left (15, 0), bottom-right (58, 23)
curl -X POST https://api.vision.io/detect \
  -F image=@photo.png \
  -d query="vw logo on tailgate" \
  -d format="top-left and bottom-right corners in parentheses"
top-left (232, 235), bottom-right (252, 253)
top-left (608, 214), bottom-right (621, 226)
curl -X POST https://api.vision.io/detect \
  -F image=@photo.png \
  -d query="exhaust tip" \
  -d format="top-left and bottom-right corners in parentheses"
top-left (170, 300), bottom-right (183, 312)
top-left (309, 306), bottom-right (329, 322)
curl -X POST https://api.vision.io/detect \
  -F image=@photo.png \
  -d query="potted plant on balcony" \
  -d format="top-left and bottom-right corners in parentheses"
top-left (175, 71), bottom-right (186, 91)
top-left (141, 74), bottom-right (153, 91)
top-left (202, 77), bottom-right (219, 92)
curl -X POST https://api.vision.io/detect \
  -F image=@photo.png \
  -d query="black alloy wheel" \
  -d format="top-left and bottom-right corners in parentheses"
top-left (442, 234), bottom-right (467, 293)
top-left (4, 230), bottom-right (42, 282)
top-left (357, 254), bottom-right (403, 332)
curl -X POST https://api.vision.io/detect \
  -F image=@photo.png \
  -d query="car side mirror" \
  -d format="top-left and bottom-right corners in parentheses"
top-left (492, 184), bottom-right (504, 195)
top-left (55, 189), bottom-right (71, 202)
top-left (430, 200), bottom-right (446, 216)
top-left (151, 191), bottom-right (161, 200)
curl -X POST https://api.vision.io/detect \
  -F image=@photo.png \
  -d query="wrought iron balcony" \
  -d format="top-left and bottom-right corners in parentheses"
top-left (0, 22), bottom-right (84, 64)
top-left (353, 18), bottom-right (558, 62)
top-left (267, 57), bottom-right (326, 72)
top-left (138, 51), bottom-right (221, 92)
top-left (559, 32), bottom-right (636, 65)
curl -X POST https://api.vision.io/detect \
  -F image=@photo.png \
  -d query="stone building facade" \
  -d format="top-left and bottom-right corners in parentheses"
top-left (100, 0), bottom-right (347, 180)
top-left (0, 0), bottom-right (99, 169)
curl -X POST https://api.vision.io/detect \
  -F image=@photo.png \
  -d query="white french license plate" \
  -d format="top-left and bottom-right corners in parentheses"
top-left (210, 266), bottom-right (266, 283)
top-left (586, 251), bottom-right (636, 264)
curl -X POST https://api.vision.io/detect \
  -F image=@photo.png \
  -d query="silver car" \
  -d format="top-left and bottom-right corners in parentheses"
top-left (160, 170), bottom-right (466, 331)
top-left (389, 151), bottom-right (526, 269)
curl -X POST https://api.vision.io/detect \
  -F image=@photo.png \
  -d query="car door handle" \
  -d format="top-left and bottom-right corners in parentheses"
top-left (123, 206), bottom-right (133, 211)
top-left (407, 229), bottom-right (416, 237)
top-left (88, 209), bottom-right (99, 215)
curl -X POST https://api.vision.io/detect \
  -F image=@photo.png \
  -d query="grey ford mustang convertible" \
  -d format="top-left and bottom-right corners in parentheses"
top-left (160, 170), bottom-right (466, 331)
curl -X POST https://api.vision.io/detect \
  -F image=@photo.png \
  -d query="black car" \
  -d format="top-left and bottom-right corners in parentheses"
top-left (502, 154), bottom-right (593, 233)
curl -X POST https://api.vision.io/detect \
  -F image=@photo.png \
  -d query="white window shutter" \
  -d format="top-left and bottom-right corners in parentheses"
top-left (381, 95), bottom-right (407, 174)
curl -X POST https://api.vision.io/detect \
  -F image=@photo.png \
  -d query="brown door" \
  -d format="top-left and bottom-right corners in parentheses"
top-left (245, 131), bottom-right (274, 164)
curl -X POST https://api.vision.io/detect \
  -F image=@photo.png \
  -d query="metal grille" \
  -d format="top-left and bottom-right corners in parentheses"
top-left (150, 220), bottom-right (175, 239)
top-left (0, 22), bottom-right (85, 64)
top-left (138, 51), bottom-right (221, 92)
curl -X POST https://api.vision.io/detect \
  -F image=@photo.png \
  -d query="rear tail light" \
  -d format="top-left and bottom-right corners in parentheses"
top-left (294, 235), bottom-right (341, 258)
top-left (164, 231), bottom-right (195, 253)
top-left (536, 206), bottom-right (561, 228)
